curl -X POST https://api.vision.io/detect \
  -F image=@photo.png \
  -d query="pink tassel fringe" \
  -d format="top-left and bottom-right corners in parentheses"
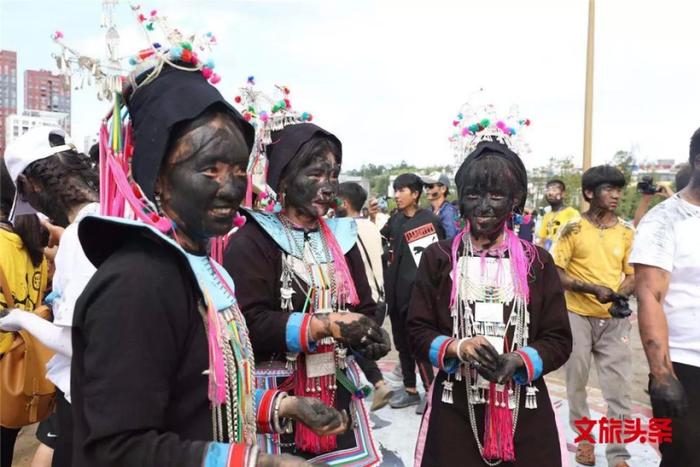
top-left (319, 218), bottom-right (359, 306)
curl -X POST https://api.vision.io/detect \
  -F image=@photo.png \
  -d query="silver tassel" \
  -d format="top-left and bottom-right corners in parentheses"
top-left (525, 385), bottom-right (539, 409)
top-left (336, 347), bottom-right (347, 369)
top-left (508, 388), bottom-right (517, 409)
top-left (441, 380), bottom-right (454, 404)
top-left (285, 352), bottom-right (298, 371)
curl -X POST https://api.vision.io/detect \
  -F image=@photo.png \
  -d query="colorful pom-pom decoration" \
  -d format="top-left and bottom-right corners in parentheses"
top-left (53, 31), bottom-right (64, 40)
top-left (181, 42), bottom-right (193, 51)
top-left (138, 13), bottom-right (147, 22)
top-left (209, 73), bottom-right (221, 84)
top-left (259, 111), bottom-right (269, 123)
top-left (273, 203), bottom-right (283, 213)
top-left (233, 213), bottom-right (246, 228)
top-left (259, 192), bottom-right (269, 199)
top-left (461, 127), bottom-right (470, 136)
top-left (150, 9), bottom-right (157, 16)
top-left (129, 56), bottom-right (139, 65)
top-left (247, 75), bottom-right (255, 85)
top-left (205, 59), bottom-right (215, 69)
top-left (243, 112), bottom-right (252, 121)
top-left (169, 45), bottom-right (183, 60)
top-left (234, 96), bottom-right (242, 104)
top-left (181, 48), bottom-right (192, 63)
top-left (145, 22), bottom-right (155, 31)
top-left (201, 67), bottom-right (213, 79)
top-left (453, 120), bottom-right (460, 127)
top-left (480, 118), bottom-right (490, 128)
top-left (153, 42), bottom-right (161, 49)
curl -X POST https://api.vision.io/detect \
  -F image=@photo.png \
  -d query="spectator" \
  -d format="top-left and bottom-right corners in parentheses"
top-left (633, 163), bottom-right (692, 227)
top-left (423, 174), bottom-right (459, 239)
top-left (0, 160), bottom-right (49, 467)
top-left (336, 182), bottom-right (393, 410)
top-left (536, 179), bottom-right (579, 250)
top-left (553, 165), bottom-right (635, 467)
top-left (630, 131), bottom-right (700, 466)
top-left (381, 173), bottom-right (444, 414)
top-left (0, 127), bottom-right (99, 467)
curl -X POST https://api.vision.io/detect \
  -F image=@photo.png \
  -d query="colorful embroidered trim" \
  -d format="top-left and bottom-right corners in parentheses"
top-left (514, 346), bottom-right (543, 384)
top-left (429, 335), bottom-right (459, 374)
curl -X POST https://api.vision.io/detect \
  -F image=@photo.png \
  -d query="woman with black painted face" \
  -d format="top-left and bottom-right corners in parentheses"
top-left (407, 140), bottom-right (572, 466)
top-left (69, 66), bottom-right (347, 467)
top-left (225, 123), bottom-right (389, 465)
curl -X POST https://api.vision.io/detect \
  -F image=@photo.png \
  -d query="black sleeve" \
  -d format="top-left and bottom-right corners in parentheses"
top-left (72, 241), bottom-right (208, 467)
top-left (346, 244), bottom-right (377, 319)
top-left (224, 224), bottom-right (291, 354)
top-left (529, 250), bottom-right (573, 375)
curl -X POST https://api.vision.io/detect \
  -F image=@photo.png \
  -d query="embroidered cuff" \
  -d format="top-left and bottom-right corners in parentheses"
top-left (285, 313), bottom-right (317, 353)
top-left (255, 389), bottom-right (277, 434)
top-left (429, 335), bottom-right (459, 374)
top-left (203, 442), bottom-right (228, 467)
top-left (513, 346), bottom-right (544, 385)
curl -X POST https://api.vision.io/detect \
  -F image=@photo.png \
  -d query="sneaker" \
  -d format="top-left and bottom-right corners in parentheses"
top-left (370, 383), bottom-right (393, 411)
top-left (415, 397), bottom-right (427, 414)
top-left (389, 389), bottom-right (420, 409)
top-left (385, 366), bottom-right (403, 384)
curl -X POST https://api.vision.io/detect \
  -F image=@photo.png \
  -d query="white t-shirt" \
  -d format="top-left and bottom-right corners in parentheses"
top-left (46, 202), bottom-right (99, 401)
top-left (629, 194), bottom-right (700, 367)
top-left (355, 218), bottom-right (384, 302)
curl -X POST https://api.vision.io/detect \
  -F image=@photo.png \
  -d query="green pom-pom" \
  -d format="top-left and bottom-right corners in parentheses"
top-left (181, 42), bottom-right (192, 50)
top-left (469, 124), bottom-right (478, 132)
top-left (272, 104), bottom-right (280, 112)
top-left (279, 100), bottom-right (287, 109)
top-left (146, 22), bottom-right (155, 31)
top-left (480, 118), bottom-right (490, 127)
top-left (247, 106), bottom-right (255, 112)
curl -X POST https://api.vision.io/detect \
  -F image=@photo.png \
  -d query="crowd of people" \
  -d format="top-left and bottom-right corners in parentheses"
top-left (1, 14), bottom-right (699, 467)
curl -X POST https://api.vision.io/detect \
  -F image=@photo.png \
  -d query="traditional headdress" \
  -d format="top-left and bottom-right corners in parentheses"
top-left (52, 2), bottom-right (253, 233)
top-left (233, 78), bottom-right (320, 210)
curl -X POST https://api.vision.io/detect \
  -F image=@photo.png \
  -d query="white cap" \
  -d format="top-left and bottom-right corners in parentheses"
top-left (4, 126), bottom-right (75, 221)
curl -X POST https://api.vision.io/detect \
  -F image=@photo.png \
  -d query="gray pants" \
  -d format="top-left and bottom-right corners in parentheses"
top-left (566, 311), bottom-right (632, 466)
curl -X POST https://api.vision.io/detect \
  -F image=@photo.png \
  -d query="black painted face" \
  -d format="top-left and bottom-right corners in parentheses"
top-left (157, 113), bottom-right (249, 244)
top-left (283, 152), bottom-right (340, 219)
top-left (459, 167), bottom-right (518, 241)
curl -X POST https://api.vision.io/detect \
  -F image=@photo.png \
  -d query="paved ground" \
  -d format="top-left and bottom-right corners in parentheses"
top-left (11, 307), bottom-right (658, 466)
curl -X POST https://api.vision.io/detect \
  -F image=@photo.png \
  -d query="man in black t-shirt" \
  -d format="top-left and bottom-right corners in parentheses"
top-left (382, 173), bottom-right (444, 414)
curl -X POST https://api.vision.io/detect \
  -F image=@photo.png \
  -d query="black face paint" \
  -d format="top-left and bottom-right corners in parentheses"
top-left (459, 169), bottom-right (516, 243)
top-left (159, 114), bottom-right (249, 250)
top-left (283, 153), bottom-right (339, 219)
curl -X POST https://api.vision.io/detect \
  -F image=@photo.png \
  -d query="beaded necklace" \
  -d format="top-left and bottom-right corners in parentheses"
top-left (198, 258), bottom-right (257, 445)
top-left (444, 232), bottom-right (537, 466)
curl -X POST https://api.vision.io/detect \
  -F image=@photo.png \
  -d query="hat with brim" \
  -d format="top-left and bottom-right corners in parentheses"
top-left (4, 126), bottom-right (75, 222)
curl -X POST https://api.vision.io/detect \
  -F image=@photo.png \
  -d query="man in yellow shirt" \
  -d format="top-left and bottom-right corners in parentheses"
top-left (553, 166), bottom-right (635, 467)
top-left (537, 179), bottom-right (580, 250)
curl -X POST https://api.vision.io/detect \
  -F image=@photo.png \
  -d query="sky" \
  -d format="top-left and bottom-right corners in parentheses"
top-left (2, 0), bottom-right (700, 172)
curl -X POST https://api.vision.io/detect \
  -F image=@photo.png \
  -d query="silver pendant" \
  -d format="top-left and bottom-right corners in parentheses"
top-left (508, 387), bottom-right (517, 409)
top-left (336, 346), bottom-right (347, 369)
top-left (441, 380), bottom-right (454, 404)
top-left (525, 384), bottom-right (539, 409)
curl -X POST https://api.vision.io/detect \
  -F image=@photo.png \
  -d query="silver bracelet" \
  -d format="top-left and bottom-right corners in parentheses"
top-left (272, 391), bottom-right (293, 434)
top-left (456, 337), bottom-right (471, 364)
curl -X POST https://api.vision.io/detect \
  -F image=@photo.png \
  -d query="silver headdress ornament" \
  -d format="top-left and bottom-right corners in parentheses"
top-left (449, 100), bottom-right (532, 167)
top-left (51, 1), bottom-right (221, 102)
top-left (234, 77), bottom-right (314, 209)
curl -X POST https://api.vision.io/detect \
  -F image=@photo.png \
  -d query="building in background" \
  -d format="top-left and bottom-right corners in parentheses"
top-left (0, 50), bottom-right (18, 156)
top-left (5, 110), bottom-right (70, 148)
top-left (24, 69), bottom-right (70, 134)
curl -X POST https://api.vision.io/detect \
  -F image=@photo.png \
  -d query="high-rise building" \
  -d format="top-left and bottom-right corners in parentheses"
top-left (5, 110), bottom-right (70, 148)
top-left (0, 50), bottom-right (18, 156)
top-left (24, 69), bottom-right (70, 134)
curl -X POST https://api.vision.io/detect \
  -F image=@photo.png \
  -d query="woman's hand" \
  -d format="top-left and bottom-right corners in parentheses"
top-left (448, 336), bottom-right (500, 382)
top-left (279, 396), bottom-right (349, 436)
top-left (494, 352), bottom-right (525, 384)
top-left (310, 313), bottom-right (390, 360)
top-left (0, 309), bottom-right (27, 332)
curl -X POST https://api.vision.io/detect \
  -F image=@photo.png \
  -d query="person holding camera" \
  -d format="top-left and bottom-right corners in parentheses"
top-left (629, 132), bottom-right (700, 466)
top-left (552, 165), bottom-right (635, 467)
top-left (632, 164), bottom-right (694, 227)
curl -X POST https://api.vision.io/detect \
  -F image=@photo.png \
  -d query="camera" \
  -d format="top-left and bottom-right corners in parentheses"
top-left (636, 176), bottom-right (662, 195)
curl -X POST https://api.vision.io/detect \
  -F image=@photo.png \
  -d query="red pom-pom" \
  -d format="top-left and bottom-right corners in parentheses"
top-left (190, 52), bottom-right (198, 64)
top-left (201, 67), bottom-right (213, 79)
top-left (284, 98), bottom-right (291, 108)
top-left (233, 214), bottom-right (246, 228)
top-left (209, 73), bottom-right (221, 84)
top-left (234, 96), bottom-right (242, 103)
top-left (525, 119), bottom-right (531, 126)
top-left (243, 112), bottom-right (252, 121)
top-left (453, 120), bottom-right (459, 127)
top-left (307, 114), bottom-right (313, 121)
top-left (138, 13), bottom-right (146, 22)
top-left (282, 86), bottom-right (290, 95)
top-left (181, 49), bottom-right (192, 62)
